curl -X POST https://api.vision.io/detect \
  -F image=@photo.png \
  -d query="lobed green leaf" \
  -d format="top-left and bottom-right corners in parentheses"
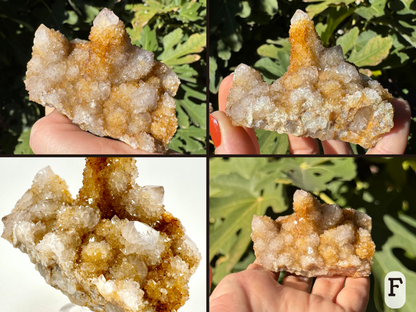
top-left (158, 30), bottom-right (206, 66)
top-left (255, 129), bottom-right (289, 154)
top-left (336, 27), bottom-right (359, 55)
top-left (348, 35), bottom-right (393, 67)
top-left (372, 215), bottom-right (416, 312)
top-left (210, 160), bottom-right (288, 284)
top-left (355, 0), bottom-right (387, 19)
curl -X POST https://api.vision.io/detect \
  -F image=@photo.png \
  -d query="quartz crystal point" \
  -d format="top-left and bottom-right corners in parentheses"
top-left (251, 190), bottom-right (375, 277)
top-left (2, 158), bottom-right (201, 312)
top-left (226, 10), bottom-right (394, 149)
top-left (25, 9), bottom-right (180, 153)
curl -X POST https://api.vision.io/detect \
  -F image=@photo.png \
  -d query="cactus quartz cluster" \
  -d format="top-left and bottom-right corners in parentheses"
top-left (251, 190), bottom-right (375, 277)
top-left (226, 10), bottom-right (394, 149)
top-left (2, 158), bottom-right (200, 312)
top-left (25, 9), bottom-right (180, 153)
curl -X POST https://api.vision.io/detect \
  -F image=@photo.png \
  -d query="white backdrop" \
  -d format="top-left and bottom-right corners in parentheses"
top-left (0, 157), bottom-right (206, 312)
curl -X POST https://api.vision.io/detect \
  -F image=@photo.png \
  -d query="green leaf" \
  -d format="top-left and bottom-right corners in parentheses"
top-left (320, 6), bottom-right (355, 46)
top-left (264, 158), bottom-right (357, 192)
top-left (348, 35), bottom-right (393, 67)
top-left (181, 84), bottom-right (206, 102)
top-left (210, 0), bottom-right (243, 52)
top-left (257, 38), bottom-right (290, 59)
top-left (176, 126), bottom-right (205, 140)
top-left (390, 33), bottom-right (409, 65)
top-left (210, 158), bottom-right (268, 181)
top-left (159, 28), bottom-right (183, 56)
top-left (176, 1), bottom-right (203, 22)
top-left (210, 159), bottom-right (288, 284)
top-left (176, 102), bottom-right (190, 128)
top-left (209, 56), bottom-right (220, 94)
top-left (137, 25), bottom-right (158, 52)
top-left (169, 126), bottom-right (205, 153)
top-left (354, 30), bottom-right (378, 51)
top-left (304, 0), bottom-right (356, 17)
top-left (397, 20), bottom-right (416, 48)
top-left (127, 1), bottom-right (166, 33)
top-left (63, 10), bottom-right (78, 25)
top-left (315, 22), bottom-right (327, 37)
top-left (336, 27), bottom-right (359, 55)
top-left (217, 39), bottom-right (232, 61)
top-left (84, 5), bottom-right (100, 24)
top-left (258, 0), bottom-right (278, 17)
top-left (355, 0), bottom-right (387, 19)
top-left (255, 129), bottom-right (289, 154)
top-left (254, 53), bottom-right (289, 81)
top-left (172, 81), bottom-right (206, 153)
top-left (372, 215), bottom-right (416, 312)
top-left (255, 38), bottom-right (290, 80)
top-left (14, 128), bottom-right (33, 154)
top-left (254, 57), bottom-right (284, 78)
top-left (177, 99), bottom-right (206, 128)
top-left (172, 64), bottom-right (198, 83)
top-left (126, 0), bottom-right (183, 42)
top-left (305, 2), bottom-right (331, 17)
top-left (238, 1), bottom-right (252, 18)
top-left (158, 29), bottom-right (206, 66)
top-left (398, 0), bottom-right (415, 11)
top-left (257, 44), bottom-right (280, 59)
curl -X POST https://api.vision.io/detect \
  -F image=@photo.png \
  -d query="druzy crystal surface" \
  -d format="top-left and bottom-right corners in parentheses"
top-left (2, 158), bottom-right (200, 312)
top-left (251, 190), bottom-right (374, 277)
top-left (226, 10), bottom-right (394, 149)
top-left (25, 9), bottom-right (180, 153)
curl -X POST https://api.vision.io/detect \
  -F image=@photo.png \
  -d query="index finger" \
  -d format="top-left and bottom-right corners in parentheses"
top-left (218, 74), bottom-right (260, 154)
top-left (218, 74), bottom-right (234, 112)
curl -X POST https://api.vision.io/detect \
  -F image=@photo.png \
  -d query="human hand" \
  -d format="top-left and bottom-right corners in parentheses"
top-left (209, 75), bottom-right (411, 154)
top-left (30, 108), bottom-right (166, 154)
top-left (210, 263), bottom-right (370, 312)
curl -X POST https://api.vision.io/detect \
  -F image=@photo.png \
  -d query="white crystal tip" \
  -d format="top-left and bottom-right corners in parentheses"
top-left (93, 8), bottom-right (120, 28)
top-left (293, 189), bottom-right (308, 202)
top-left (290, 10), bottom-right (310, 25)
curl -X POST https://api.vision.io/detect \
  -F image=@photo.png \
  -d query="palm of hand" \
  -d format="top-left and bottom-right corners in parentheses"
top-left (30, 110), bottom-right (156, 154)
top-left (210, 264), bottom-right (369, 312)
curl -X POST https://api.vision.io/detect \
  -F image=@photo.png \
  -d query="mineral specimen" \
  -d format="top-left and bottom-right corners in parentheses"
top-left (25, 9), bottom-right (180, 153)
top-left (226, 10), bottom-right (394, 149)
top-left (2, 158), bottom-right (201, 312)
top-left (251, 190), bottom-right (374, 277)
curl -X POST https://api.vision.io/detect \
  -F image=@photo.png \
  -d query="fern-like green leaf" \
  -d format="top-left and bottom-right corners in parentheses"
top-left (158, 29), bottom-right (206, 66)
top-left (176, 1), bottom-right (203, 22)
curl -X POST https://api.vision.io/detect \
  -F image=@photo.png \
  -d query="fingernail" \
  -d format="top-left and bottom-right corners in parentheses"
top-left (209, 114), bottom-right (221, 147)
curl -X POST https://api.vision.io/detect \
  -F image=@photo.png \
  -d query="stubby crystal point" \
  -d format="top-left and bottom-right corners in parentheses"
top-left (251, 190), bottom-right (375, 277)
top-left (25, 8), bottom-right (180, 153)
top-left (226, 10), bottom-right (394, 149)
top-left (2, 158), bottom-right (201, 312)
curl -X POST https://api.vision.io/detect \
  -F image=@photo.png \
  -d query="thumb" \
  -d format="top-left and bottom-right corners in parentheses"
top-left (210, 111), bottom-right (258, 154)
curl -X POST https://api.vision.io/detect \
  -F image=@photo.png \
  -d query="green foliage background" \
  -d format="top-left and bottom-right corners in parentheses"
top-left (0, 0), bottom-right (206, 154)
top-left (209, 157), bottom-right (416, 311)
top-left (209, 0), bottom-right (416, 154)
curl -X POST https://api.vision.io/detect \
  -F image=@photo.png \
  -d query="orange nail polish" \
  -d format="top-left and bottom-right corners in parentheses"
top-left (209, 114), bottom-right (221, 147)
